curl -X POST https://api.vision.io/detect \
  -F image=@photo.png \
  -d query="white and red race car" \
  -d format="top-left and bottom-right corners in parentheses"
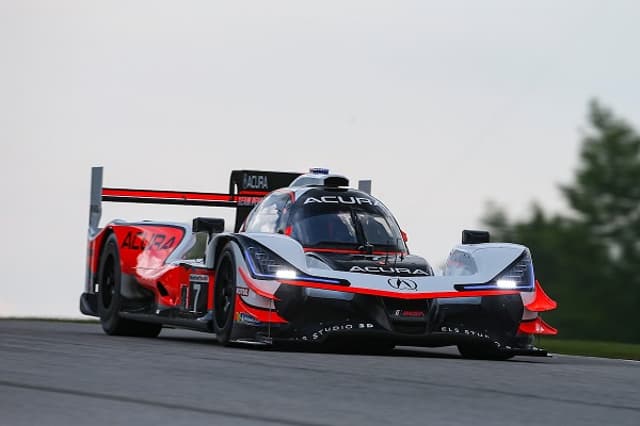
top-left (80, 167), bottom-right (557, 360)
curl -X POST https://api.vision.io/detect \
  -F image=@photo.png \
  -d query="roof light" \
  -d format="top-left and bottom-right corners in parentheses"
top-left (309, 167), bottom-right (330, 175)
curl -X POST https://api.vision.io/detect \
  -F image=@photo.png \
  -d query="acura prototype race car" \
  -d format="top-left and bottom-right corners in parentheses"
top-left (80, 167), bottom-right (557, 360)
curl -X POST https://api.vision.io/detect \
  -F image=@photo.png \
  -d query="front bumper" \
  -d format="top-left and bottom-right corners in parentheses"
top-left (231, 288), bottom-right (540, 353)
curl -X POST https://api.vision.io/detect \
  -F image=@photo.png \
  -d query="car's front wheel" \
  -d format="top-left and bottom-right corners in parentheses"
top-left (213, 243), bottom-right (238, 345)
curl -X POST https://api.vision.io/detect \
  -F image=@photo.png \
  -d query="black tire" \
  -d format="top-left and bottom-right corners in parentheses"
top-left (213, 244), bottom-right (238, 345)
top-left (97, 234), bottom-right (162, 337)
top-left (457, 344), bottom-right (514, 361)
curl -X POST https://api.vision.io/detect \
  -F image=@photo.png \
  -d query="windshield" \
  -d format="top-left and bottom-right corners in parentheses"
top-left (289, 197), bottom-right (406, 252)
top-left (356, 211), bottom-right (400, 247)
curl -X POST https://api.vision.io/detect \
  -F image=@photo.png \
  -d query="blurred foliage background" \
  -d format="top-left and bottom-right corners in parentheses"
top-left (483, 101), bottom-right (639, 344)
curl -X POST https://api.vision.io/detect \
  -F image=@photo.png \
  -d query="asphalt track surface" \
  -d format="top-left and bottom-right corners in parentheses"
top-left (1, 320), bottom-right (638, 426)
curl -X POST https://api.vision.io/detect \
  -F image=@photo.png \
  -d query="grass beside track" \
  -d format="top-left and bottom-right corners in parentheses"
top-left (540, 338), bottom-right (640, 361)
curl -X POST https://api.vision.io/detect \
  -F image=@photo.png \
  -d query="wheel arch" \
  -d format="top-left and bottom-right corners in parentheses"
top-left (93, 227), bottom-right (116, 287)
top-left (211, 238), bottom-right (242, 345)
top-left (207, 233), bottom-right (242, 270)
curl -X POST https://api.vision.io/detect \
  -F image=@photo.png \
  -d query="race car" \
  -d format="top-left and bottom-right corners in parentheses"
top-left (80, 167), bottom-right (557, 359)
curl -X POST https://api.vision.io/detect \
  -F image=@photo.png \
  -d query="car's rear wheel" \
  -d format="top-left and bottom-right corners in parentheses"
top-left (457, 343), bottom-right (514, 361)
top-left (97, 234), bottom-right (162, 337)
top-left (213, 244), bottom-right (237, 345)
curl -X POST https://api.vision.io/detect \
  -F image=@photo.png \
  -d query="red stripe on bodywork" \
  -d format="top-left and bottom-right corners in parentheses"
top-left (237, 190), bottom-right (269, 196)
top-left (525, 280), bottom-right (557, 312)
top-left (235, 295), bottom-right (288, 324)
top-left (238, 268), bottom-right (279, 300)
top-left (103, 188), bottom-right (234, 202)
top-left (208, 275), bottom-right (215, 311)
top-left (303, 247), bottom-right (406, 256)
top-left (277, 279), bottom-right (519, 300)
top-left (518, 317), bottom-right (558, 335)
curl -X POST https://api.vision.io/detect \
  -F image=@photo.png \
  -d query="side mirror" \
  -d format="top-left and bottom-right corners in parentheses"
top-left (193, 217), bottom-right (225, 235)
top-left (400, 230), bottom-right (408, 242)
top-left (462, 230), bottom-right (490, 244)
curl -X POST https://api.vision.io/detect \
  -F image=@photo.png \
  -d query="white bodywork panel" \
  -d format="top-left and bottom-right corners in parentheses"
top-left (237, 233), bottom-right (530, 297)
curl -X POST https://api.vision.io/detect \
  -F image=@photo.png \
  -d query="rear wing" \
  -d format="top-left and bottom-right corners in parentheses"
top-left (88, 167), bottom-right (301, 234)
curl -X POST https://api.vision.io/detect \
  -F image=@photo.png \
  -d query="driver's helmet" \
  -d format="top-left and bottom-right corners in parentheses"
top-left (322, 213), bottom-right (354, 243)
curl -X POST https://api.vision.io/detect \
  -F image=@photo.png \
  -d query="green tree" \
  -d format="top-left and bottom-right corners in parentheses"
top-left (484, 101), bottom-right (640, 343)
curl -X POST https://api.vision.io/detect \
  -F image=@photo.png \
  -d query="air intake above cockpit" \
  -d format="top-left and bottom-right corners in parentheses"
top-left (289, 168), bottom-right (350, 188)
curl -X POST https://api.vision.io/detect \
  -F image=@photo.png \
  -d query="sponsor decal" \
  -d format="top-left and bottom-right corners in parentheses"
top-left (189, 274), bottom-right (209, 283)
top-left (440, 326), bottom-right (491, 340)
top-left (236, 287), bottom-right (249, 297)
top-left (238, 196), bottom-right (263, 206)
top-left (121, 231), bottom-right (176, 251)
top-left (236, 312), bottom-right (261, 325)
top-left (387, 278), bottom-right (418, 291)
top-left (350, 266), bottom-right (429, 276)
top-left (393, 309), bottom-right (425, 318)
top-left (301, 322), bottom-right (375, 341)
top-left (243, 174), bottom-right (269, 190)
top-left (303, 196), bottom-right (378, 206)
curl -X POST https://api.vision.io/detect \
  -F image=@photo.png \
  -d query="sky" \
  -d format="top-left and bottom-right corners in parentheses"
top-left (1, 1), bottom-right (639, 317)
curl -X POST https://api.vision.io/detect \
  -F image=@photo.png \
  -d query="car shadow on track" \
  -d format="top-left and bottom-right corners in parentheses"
top-left (266, 343), bottom-right (549, 363)
top-left (155, 331), bottom-right (547, 362)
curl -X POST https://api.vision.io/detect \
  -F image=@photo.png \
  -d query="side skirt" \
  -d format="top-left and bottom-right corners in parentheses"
top-left (119, 311), bottom-right (213, 333)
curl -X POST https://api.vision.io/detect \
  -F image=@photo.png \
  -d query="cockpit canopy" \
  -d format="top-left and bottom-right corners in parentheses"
top-left (243, 188), bottom-right (407, 253)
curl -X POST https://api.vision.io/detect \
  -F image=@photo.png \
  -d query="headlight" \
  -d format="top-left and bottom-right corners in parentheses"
top-left (496, 279), bottom-right (518, 289)
top-left (494, 253), bottom-right (534, 290)
top-left (454, 252), bottom-right (534, 292)
top-left (245, 245), bottom-right (299, 280)
top-left (242, 242), bottom-right (347, 286)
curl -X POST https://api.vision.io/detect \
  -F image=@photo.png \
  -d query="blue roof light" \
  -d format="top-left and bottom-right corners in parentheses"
top-left (309, 167), bottom-right (330, 175)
